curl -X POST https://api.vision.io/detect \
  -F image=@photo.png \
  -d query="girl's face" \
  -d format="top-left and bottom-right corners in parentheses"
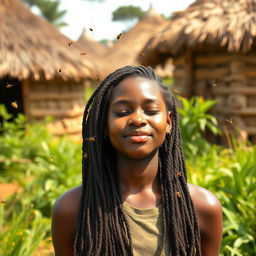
top-left (107, 76), bottom-right (172, 160)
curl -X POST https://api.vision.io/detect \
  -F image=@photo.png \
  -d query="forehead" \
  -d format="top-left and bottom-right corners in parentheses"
top-left (109, 76), bottom-right (164, 104)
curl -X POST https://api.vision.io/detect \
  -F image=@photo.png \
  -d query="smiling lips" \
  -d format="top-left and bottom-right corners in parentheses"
top-left (125, 131), bottom-right (152, 143)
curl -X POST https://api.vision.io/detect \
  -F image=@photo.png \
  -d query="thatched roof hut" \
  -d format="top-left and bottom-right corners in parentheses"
top-left (99, 7), bottom-right (172, 78)
top-left (77, 28), bottom-right (108, 77)
top-left (78, 28), bottom-right (108, 58)
top-left (145, 0), bottom-right (256, 55)
top-left (0, 0), bottom-right (98, 137)
top-left (141, 0), bottom-right (256, 142)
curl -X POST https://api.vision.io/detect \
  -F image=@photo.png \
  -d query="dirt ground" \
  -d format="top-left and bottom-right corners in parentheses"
top-left (0, 183), bottom-right (22, 202)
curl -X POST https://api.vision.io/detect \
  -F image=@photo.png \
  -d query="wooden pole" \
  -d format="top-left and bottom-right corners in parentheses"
top-left (185, 47), bottom-right (195, 98)
top-left (22, 80), bottom-right (30, 121)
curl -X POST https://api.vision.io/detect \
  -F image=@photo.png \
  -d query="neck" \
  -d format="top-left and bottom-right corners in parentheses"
top-left (116, 151), bottom-right (160, 195)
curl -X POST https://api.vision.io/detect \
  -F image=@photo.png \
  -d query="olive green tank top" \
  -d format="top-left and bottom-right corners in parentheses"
top-left (122, 201), bottom-right (169, 256)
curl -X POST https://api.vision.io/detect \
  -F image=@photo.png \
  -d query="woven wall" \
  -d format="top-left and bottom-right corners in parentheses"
top-left (173, 52), bottom-right (256, 143)
top-left (23, 80), bottom-right (86, 137)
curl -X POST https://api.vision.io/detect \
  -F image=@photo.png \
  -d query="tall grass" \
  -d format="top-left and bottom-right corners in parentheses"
top-left (0, 202), bottom-right (50, 256)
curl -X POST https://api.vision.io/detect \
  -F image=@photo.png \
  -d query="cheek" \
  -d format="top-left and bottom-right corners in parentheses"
top-left (154, 114), bottom-right (166, 124)
top-left (107, 121), bottom-right (125, 152)
top-left (107, 116), bottom-right (125, 137)
top-left (152, 115), bottom-right (168, 134)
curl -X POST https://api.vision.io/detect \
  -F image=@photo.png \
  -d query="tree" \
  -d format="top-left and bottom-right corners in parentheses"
top-left (22, 0), bottom-right (67, 28)
top-left (22, 0), bottom-right (40, 6)
top-left (112, 5), bottom-right (144, 23)
top-left (81, 0), bottom-right (105, 2)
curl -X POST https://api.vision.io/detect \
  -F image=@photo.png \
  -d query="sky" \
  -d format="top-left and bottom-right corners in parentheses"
top-left (58, 0), bottom-right (194, 41)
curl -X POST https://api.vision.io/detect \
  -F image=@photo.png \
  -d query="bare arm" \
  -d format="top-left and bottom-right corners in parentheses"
top-left (51, 186), bottom-right (82, 256)
top-left (188, 184), bottom-right (223, 256)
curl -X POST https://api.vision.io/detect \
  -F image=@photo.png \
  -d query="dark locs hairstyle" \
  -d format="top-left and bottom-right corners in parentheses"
top-left (75, 66), bottom-right (201, 256)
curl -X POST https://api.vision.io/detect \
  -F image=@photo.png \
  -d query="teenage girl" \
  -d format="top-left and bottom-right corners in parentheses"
top-left (52, 66), bottom-right (222, 256)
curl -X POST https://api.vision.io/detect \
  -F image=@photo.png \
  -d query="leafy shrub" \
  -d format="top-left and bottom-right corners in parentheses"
top-left (178, 96), bottom-right (220, 157)
top-left (0, 99), bottom-right (255, 255)
top-left (22, 137), bottom-right (81, 217)
top-left (176, 97), bottom-right (255, 255)
top-left (0, 105), bottom-right (54, 182)
top-left (0, 104), bottom-right (81, 217)
top-left (0, 201), bottom-right (50, 256)
top-left (186, 144), bottom-right (256, 255)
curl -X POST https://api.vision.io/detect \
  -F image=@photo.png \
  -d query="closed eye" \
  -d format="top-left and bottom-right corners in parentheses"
top-left (114, 110), bottom-right (130, 116)
top-left (145, 109), bottom-right (160, 115)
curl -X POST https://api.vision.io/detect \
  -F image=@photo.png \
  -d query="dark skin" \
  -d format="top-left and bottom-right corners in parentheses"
top-left (52, 77), bottom-right (222, 256)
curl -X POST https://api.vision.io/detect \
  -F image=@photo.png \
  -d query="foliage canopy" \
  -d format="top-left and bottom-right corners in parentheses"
top-left (22, 0), bottom-right (68, 28)
top-left (112, 5), bottom-right (144, 22)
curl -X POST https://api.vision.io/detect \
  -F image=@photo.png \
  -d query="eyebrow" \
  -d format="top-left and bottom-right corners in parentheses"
top-left (111, 98), bottom-right (161, 107)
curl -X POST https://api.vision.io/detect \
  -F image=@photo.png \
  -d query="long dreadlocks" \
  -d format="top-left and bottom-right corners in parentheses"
top-left (75, 66), bottom-right (201, 256)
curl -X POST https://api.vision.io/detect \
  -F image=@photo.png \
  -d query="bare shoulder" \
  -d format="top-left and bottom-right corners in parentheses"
top-left (188, 183), bottom-right (222, 256)
top-left (51, 185), bottom-right (82, 256)
top-left (53, 184), bottom-right (82, 217)
top-left (188, 183), bottom-right (222, 214)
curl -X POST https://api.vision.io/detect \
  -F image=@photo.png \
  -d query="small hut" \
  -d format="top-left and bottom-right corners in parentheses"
top-left (78, 28), bottom-right (108, 58)
top-left (141, 0), bottom-right (256, 142)
top-left (0, 0), bottom-right (98, 137)
top-left (77, 28), bottom-right (108, 82)
top-left (100, 7), bottom-right (172, 78)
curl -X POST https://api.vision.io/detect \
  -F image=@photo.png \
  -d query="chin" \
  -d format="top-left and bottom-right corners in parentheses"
top-left (122, 148), bottom-right (158, 160)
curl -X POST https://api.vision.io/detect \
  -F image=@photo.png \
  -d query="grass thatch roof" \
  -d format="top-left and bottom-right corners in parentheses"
top-left (78, 28), bottom-right (108, 58)
top-left (141, 0), bottom-right (256, 64)
top-left (99, 8), bottom-right (169, 78)
top-left (0, 0), bottom-right (97, 81)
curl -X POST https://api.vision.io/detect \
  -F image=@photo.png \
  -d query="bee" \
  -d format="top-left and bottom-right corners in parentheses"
top-left (58, 68), bottom-right (62, 73)
top-left (6, 83), bottom-right (14, 88)
top-left (50, 156), bottom-right (55, 162)
top-left (80, 52), bottom-right (87, 55)
top-left (83, 152), bottom-right (88, 159)
top-left (174, 89), bottom-right (181, 95)
top-left (226, 119), bottom-right (233, 124)
top-left (68, 41), bottom-right (73, 46)
top-left (176, 192), bottom-right (182, 198)
top-left (212, 81), bottom-right (218, 87)
top-left (177, 171), bottom-right (182, 177)
top-left (11, 101), bottom-right (18, 108)
top-left (139, 53), bottom-right (145, 57)
top-left (89, 28), bottom-right (93, 31)
top-left (85, 137), bottom-right (95, 142)
top-left (116, 33), bottom-right (122, 40)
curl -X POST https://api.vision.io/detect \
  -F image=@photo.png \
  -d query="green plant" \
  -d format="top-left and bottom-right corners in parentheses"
top-left (85, 84), bottom-right (97, 102)
top-left (163, 77), bottom-right (173, 90)
top-left (186, 143), bottom-right (256, 255)
top-left (21, 137), bottom-right (81, 217)
top-left (0, 202), bottom-right (50, 256)
top-left (0, 105), bottom-right (81, 216)
top-left (219, 145), bottom-right (256, 255)
top-left (1, 101), bottom-right (255, 255)
top-left (177, 96), bottom-right (220, 157)
top-left (0, 105), bottom-right (54, 182)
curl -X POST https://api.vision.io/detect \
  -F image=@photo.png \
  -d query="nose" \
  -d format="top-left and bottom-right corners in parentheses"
top-left (127, 110), bottom-right (147, 127)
